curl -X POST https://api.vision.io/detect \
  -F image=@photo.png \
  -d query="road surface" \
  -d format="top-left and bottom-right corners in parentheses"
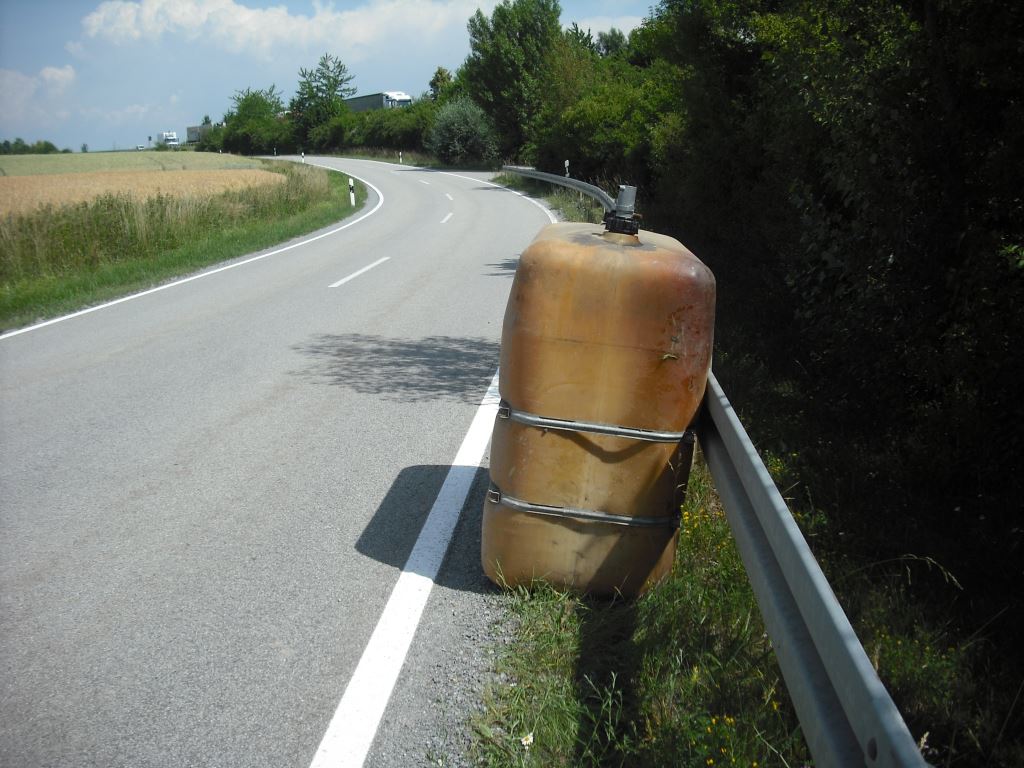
top-left (0, 157), bottom-right (555, 767)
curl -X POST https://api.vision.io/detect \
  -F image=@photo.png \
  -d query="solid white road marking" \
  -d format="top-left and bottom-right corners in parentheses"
top-left (438, 171), bottom-right (557, 224)
top-left (307, 372), bottom-right (500, 768)
top-left (328, 257), bottom-right (390, 288)
top-left (0, 163), bottom-right (385, 341)
top-left (440, 213), bottom-right (453, 225)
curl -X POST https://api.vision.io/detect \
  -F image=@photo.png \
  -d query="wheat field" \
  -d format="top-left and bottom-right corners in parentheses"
top-left (0, 169), bottom-right (286, 216)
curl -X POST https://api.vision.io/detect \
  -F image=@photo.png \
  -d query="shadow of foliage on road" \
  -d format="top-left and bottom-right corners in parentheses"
top-left (484, 256), bottom-right (519, 277)
top-left (291, 333), bottom-right (499, 403)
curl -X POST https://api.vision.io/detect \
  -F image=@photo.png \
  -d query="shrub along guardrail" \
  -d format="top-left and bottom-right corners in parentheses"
top-left (698, 372), bottom-right (926, 768)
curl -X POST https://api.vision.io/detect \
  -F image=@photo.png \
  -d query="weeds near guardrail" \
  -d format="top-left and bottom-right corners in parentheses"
top-left (472, 458), bottom-right (810, 767)
top-left (492, 173), bottom-right (604, 225)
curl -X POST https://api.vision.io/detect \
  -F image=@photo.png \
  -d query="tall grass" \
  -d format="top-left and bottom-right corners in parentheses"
top-left (0, 161), bottom-right (324, 280)
top-left (0, 161), bottom-right (360, 329)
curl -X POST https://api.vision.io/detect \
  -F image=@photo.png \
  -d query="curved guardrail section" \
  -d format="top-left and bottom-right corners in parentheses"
top-left (697, 372), bottom-right (928, 768)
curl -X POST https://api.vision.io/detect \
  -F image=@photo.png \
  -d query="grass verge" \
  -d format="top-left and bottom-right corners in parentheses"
top-left (491, 173), bottom-right (605, 224)
top-left (473, 457), bottom-right (809, 767)
top-left (0, 160), bottom-right (367, 331)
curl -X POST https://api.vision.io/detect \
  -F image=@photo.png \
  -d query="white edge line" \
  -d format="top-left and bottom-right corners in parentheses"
top-left (326, 159), bottom-right (554, 224)
top-left (436, 171), bottom-right (557, 224)
top-left (329, 257), bottom-right (389, 288)
top-left (0, 161), bottom-right (385, 341)
top-left (308, 371), bottom-right (501, 768)
top-left (440, 212), bottom-right (453, 225)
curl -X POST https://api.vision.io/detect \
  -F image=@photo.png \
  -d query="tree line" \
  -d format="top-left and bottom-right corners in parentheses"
top-left (1, 138), bottom-right (71, 155)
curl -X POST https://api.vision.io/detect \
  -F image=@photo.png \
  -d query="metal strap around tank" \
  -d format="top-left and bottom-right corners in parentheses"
top-left (487, 486), bottom-right (680, 529)
top-left (498, 401), bottom-right (694, 444)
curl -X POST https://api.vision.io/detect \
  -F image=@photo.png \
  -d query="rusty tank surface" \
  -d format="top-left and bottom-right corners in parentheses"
top-left (482, 221), bottom-right (716, 597)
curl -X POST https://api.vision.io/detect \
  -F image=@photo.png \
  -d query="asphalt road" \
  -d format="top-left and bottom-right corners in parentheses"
top-left (0, 157), bottom-right (554, 767)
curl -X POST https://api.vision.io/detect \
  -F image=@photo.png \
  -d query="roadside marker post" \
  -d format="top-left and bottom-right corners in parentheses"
top-left (349, 178), bottom-right (355, 207)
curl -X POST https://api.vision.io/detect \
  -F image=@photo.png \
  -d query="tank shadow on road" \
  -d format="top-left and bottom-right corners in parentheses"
top-left (355, 463), bottom-right (497, 595)
top-left (291, 333), bottom-right (499, 403)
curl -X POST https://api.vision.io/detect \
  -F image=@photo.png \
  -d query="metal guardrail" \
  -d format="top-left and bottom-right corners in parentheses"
top-left (697, 372), bottom-right (927, 768)
top-left (501, 165), bottom-right (640, 235)
top-left (502, 164), bottom-right (618, 211)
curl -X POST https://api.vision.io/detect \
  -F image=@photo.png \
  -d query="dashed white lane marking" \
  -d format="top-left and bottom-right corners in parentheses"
top-left (440, 213), bottom-right (453, 225)
top-left (0, 163), bottom-right (385, 341)
top-left (437, 171), bottom-right (557, 224)
top-left (445, 193), bottom-right (453, 201)
top-left (328, 257), bottom-right (390, 288)
top-left (307, 372), bottom-right (500, 768)
top-left (418, 179), bottom-right (430, 185)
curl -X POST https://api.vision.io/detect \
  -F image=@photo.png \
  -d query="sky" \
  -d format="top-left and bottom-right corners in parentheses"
top-left (0, 0), bottom-right (656, 152)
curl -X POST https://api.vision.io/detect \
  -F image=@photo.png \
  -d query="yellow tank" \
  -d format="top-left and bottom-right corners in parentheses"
top-left (482, 222), bottom-right (715, 597)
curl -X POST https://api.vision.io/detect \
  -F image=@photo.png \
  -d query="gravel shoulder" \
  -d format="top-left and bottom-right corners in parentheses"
top-left (363, 450), bottom-right (513, 766)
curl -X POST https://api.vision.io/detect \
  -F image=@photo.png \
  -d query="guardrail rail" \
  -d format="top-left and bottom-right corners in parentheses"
top-left (697, 372), bottom-right (928, 768)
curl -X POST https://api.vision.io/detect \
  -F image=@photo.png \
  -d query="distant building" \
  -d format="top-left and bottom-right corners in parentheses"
top-left (343, 91), bottom-right (413, 113)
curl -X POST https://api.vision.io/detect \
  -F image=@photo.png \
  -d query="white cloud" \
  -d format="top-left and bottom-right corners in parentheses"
top-left (65, 40), bottom-right (90, 59)
top-left (0, 65), bottom-right (76, 124)
top-left (82, 0), bottom-right (495, 60)
top-left (0, 69), bottom-right (40, 122)
top-left (40, 65), bottom-right (77, 94)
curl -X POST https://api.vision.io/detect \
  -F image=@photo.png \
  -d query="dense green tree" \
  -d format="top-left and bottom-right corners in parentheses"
top-left (0, 137), bottom-right (61, 154)
top-left (353, 99), bottom-right (437, 150)
top-left (222, 86), bottom-right (294, 154)
top-left (564, 22), bottom-right (596, 52)
top-left (289, 53), bottom-right (356, 147)
top-left (597, 27), bottom-right (627, 57)
top-left (426, 96), bottom-right (498, 165)
top-left (309, 111), bottom-right (356, 151)
top-left (196, 123), bottom-right (226, 153)
top-left (428, 66), bottom-right (453, 100)
top-left (462, 0), bottom-right (562, 159)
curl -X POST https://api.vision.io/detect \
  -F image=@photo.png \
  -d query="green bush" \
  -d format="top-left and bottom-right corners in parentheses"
top-left (426, 97), bottom-right (498, 166)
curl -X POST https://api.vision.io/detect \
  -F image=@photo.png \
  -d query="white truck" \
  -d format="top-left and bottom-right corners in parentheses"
top-left (156, 131), bottom-right (179, 148)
